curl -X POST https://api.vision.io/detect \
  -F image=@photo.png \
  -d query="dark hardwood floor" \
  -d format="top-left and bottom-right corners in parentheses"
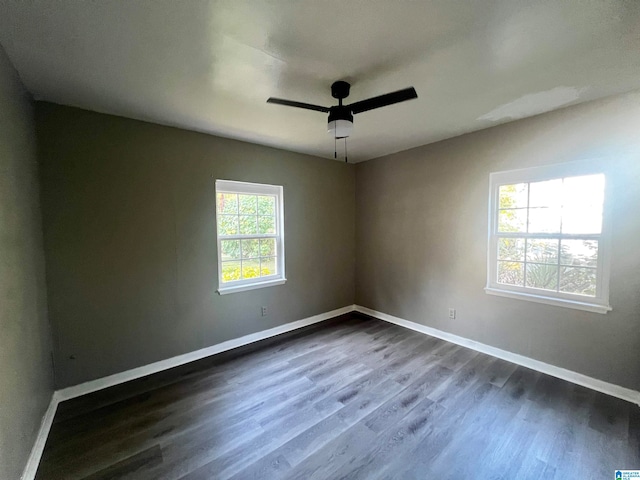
top-left (37, 313), bottom-right (640, 479)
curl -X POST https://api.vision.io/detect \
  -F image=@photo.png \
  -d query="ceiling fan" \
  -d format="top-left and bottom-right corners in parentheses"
top-left (267, 81), bottom-right (418, 146)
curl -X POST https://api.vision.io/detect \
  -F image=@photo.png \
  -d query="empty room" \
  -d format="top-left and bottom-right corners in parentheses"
top-left (1, 1), bottom-right (640, 479)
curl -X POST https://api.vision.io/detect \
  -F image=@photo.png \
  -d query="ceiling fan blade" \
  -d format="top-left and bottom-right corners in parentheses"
top-left (348, 87), bottom-right (418, 114)
top-left (267, 98), bottom-right (330, 113)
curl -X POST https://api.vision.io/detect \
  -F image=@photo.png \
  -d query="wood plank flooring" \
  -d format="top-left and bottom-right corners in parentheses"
top-left (36, 313), bottom-right (640, 479)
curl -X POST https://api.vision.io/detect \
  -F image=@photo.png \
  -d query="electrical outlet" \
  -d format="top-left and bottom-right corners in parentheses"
top-left (261, 306), bottom-right (268, 316)
top-left (448, 308), bottom-right (456, 319)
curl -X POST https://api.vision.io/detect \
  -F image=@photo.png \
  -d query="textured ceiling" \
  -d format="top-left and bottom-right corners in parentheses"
top-left (1, 0), bottom-right (640, 161)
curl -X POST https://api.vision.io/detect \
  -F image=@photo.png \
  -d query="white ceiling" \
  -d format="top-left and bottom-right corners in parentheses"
top-left (1, 0), bottom-right (640, 162)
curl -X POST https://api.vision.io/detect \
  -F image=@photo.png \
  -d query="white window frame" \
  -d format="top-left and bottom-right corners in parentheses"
top-left (485, 160), bottom-right (612, 314)
top-left (215, 179), bottom-right (286, 295)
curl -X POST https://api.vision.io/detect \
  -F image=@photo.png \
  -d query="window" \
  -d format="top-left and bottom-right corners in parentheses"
top-left (215, 180), bottom-right (285, 294)
top-left (486, 162), bottom-right (611, 314)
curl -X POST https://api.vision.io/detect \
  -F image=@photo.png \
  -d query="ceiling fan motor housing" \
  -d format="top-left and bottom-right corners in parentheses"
top-left (328, 106), bottom-right (354, 124)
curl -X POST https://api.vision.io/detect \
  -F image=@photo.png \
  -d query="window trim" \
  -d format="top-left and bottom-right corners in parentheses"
top-left (485, 160), bottom-right (612, 314)
top-left (215, 179), bottom-right (286, 295)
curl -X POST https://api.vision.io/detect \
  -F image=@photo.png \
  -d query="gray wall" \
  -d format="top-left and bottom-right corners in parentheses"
top-left (36, 103), bottom-right (356, 389)
top-left (0, 46), bottom-right (53, 479)
top-left (356, 91), bottom-right (640, 391)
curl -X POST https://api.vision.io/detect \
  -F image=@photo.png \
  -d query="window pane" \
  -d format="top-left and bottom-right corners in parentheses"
top-left (217, 193), bottom-right (238, 214)
top-left (220, 240), bottom-right (240, 260)
top-left (241, 259), bottom-right (261, 279)
top-left (498, 238), bottom-right (525, 261)
top-left (560, 266), bottom-right (596, 296)
top-left (498, 261), bottom-right (524, 286)
top-left (260, 238), bottom-right (276, 257)
top-left (258, 196), bottom-right (276, 216)
top-left (529, 179), bottom-right (562, 208)
top-left (258, 216), bottom-right (276, 234)
top-left (261, 257), bottom-right (276, 276)
top-left (526, 238), bottom-right (559, 264)
top-left (561, 174), bottom-right (604, 234)
top-left (561, 204), bottom-right (602, 234)
top-left (499, 183), bottom-right (528, 209)
top-left (239, 215), bottom-right (258, 235)
top-left (498, 209), bottom-right (527, 233)
top-left (218, 215), bottom-right (238, 236)
top-left (563, 174), bottom-right (604, 209)
top-left (528, 207), bottom-right (561, 233)
top-left (525, 263), bottom-right (558, 291)
top-left (221, 261), bottom-right (241, 282)
top-left (560, 240), bottom-right (598, 267)
top-left (239, 195), bottom-right (257, 215)
top-left (241, 239), bottom-right (259, 259)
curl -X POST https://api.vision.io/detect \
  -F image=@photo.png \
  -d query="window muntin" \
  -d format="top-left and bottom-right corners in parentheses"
top-left (215, 180), bottom-right (285, 294)
top-left (487, 163), bottom-right (611, 313)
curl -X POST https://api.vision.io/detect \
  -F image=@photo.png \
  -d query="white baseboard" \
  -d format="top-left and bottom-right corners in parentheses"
top-left (21, 394), bottom-right (58, 480)
top-left (355, 305), bottom-right (640, 406)
top-left (56, 305), bottom-right (356, 402)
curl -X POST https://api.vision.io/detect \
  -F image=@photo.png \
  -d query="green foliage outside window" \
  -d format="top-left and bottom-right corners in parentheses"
top-left (221, 263), bottom-right (273, 282)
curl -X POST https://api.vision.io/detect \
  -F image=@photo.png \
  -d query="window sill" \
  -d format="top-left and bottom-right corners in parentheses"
top-left (217, 278), bottom-right (287, 295)
top-left (484, 287), bottom-right (612, 314)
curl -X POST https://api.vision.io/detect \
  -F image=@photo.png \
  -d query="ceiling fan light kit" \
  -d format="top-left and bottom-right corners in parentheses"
top-left (327, 118), bottom-right (353, 139)
top-left (267, 80), bottom-right (418, 160)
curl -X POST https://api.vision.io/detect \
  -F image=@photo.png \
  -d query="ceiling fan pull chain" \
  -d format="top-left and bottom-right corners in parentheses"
top-left (334, 135), bottom-right (337, 159)
top-left (344, 137), bottom-right (348, 163)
